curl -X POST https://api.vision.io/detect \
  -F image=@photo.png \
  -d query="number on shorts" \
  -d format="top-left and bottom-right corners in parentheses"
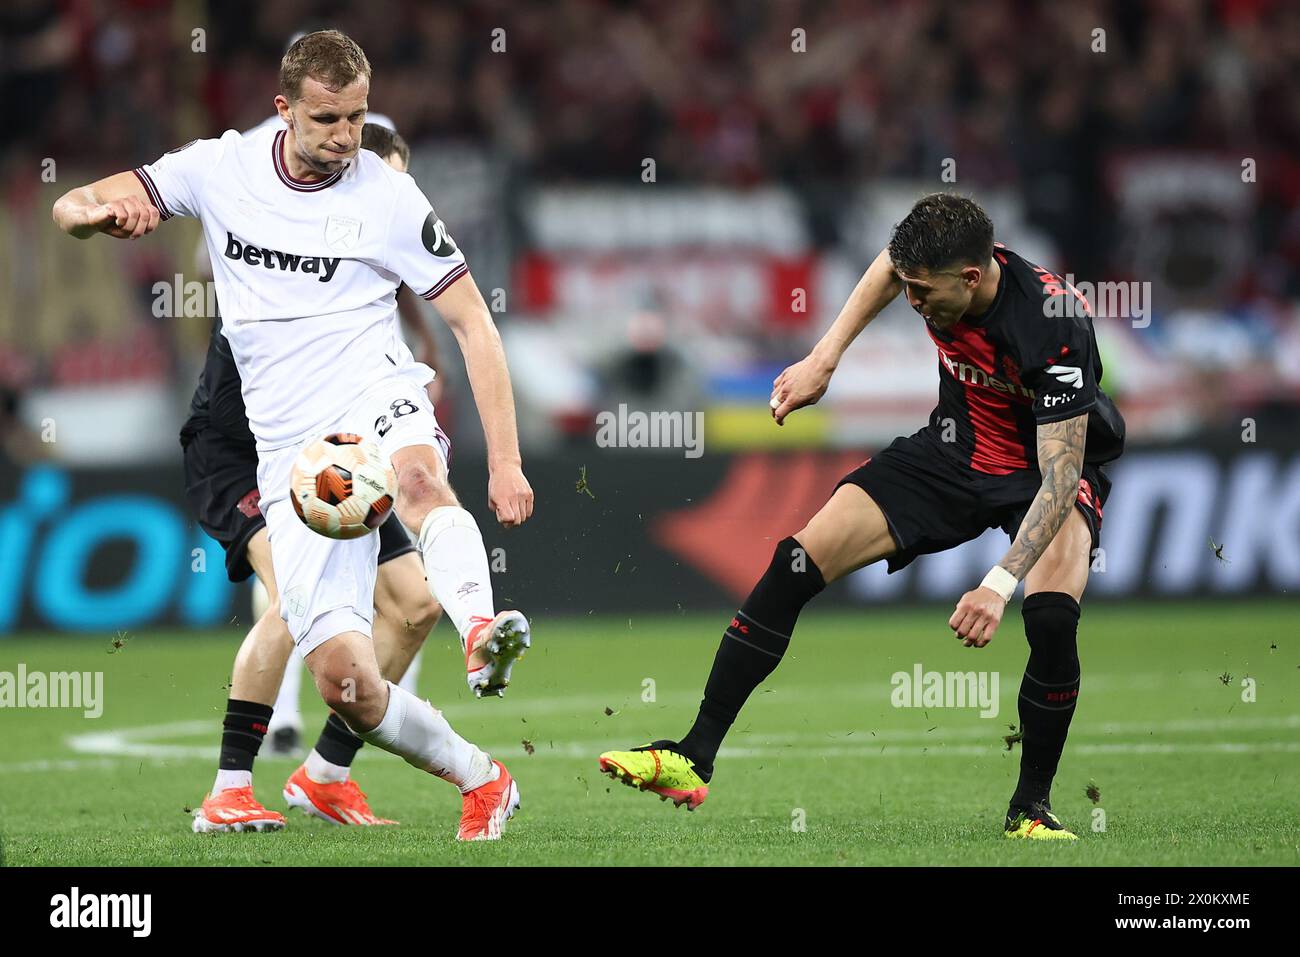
top-left (375, 398), bottom-right (416, 439)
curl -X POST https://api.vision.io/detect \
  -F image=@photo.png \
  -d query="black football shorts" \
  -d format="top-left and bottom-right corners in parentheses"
top-left (181, 425), bottom-right (417, 583)
top-left (836, 427), bottom-right (1109, 574)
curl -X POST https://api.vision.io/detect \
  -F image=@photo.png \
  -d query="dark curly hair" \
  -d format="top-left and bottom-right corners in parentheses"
top-left (887, 193), bottom-right (994, 274)
top-left (361, 124), bottom-right (409, 166)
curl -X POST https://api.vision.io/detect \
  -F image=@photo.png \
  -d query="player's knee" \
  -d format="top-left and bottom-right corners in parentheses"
top-left (257, 597), bottom-right (293, 652)
top-left (396, 462), bottom-right (457, 525)
top-left (260, 594), bottom-right (281, 624)
top-left (762, 536), bottom-right (826, 601)
top-left (791, 523), bottom-right (843, 583)
top-left (315, 660), bottom-right (386, 723)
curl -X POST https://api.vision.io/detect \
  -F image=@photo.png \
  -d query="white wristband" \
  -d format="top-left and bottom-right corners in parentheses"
top-left (980, 565), bottom-right (1018, 602)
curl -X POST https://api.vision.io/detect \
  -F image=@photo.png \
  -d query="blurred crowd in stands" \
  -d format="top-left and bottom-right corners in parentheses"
top-left (3, 0), bottom-right (1299, 455)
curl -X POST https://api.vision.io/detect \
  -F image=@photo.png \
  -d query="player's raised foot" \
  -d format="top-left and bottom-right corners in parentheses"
top-left (465, 611), bottom-right (531, 698)
top-left (192, 786), bottom-right (286, 833)
top-left (282, 765), bottom-right (396, 826)
top-left (1004, 801), bottom-right (1078, 840)
top-left (456, 760), bottom-right (520, 841)
top-left (598, 740), bottom-right (709, 811)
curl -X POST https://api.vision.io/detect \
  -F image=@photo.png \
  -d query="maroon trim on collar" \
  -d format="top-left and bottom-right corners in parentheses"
top-left (273, 129), bottom-right (344, 192)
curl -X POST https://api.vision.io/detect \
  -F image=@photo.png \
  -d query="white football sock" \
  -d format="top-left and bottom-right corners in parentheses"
top-left (213, 769), bottom-right (252, 793)
top-left (360, 681), bottom-right (495, 793)
top-left (269, 655), bottom-right (303, 733)
top-left (304, 748), bottom-right (350, 784)
top-left (398, 648), bottom-right (423, 695)
top-left (417, 506), bottom-right (495, 643)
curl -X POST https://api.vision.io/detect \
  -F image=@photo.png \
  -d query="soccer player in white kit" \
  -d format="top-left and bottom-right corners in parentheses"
top-left (53, 30), bottom-right (532, 841)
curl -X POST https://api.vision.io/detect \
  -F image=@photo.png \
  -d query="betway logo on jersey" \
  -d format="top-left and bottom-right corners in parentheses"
top-left (938, 351), bottom-right (1034, 400)
top-left (224, 233), bottom-right (340, 282)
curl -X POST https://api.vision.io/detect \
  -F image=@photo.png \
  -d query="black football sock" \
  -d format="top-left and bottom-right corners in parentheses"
top-left (314, 711), bottom-right (365, 768)
top-left (1011, 592), bottom-right (1082, 808)
top-left (676, 537), bottom-right (826, 781)
top-left (219, 699), bottom-right (274, 772)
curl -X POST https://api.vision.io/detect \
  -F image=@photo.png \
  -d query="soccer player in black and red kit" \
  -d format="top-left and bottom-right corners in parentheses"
top-left (599, 193), bottom-right (1125, 839)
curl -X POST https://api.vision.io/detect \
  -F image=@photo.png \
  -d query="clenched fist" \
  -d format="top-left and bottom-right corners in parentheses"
top-left (488, 464), bottom-right (534, 528)
top-left (948, 586), bottom-right (1007, 647)
top-left (58, 195), bottom-right (160, 240)
top-left (769, 353), bottom-right (836, 426)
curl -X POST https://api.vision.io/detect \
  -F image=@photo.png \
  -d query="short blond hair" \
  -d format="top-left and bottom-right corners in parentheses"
top-left (279, 30), bottom-right (371, 102)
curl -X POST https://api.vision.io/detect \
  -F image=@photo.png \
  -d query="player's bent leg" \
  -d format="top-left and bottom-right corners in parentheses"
top-left (303, 629), bottom-right (391, 732)
top-left (392, 443), bottom-right (531, 697)
top-left (196, 610), bottom-right (290, 835)
top-left (1004, 509), bottom-right (1093, 841)
top-left (288, 553), bottom-right (444, 826)
top-left (284, 628), bottom-right (407, 827)
top-left (194, 530), bottom-right (292, 834)
top-left (230, 530), bottom-right (292, 705)
top-left (287, 621), bottom-right (415, 828)
top-left (1023, 506), bottom-right (1092, 603)
top-left (600, 485), bottom-right (899, 809)
top-left (302, 627), bottom-right (518, 840)
top-left (373, 551), bottom-right (441, 682)
top-left (794, 483), bottom-right (899, 584)
top-left (244, 531), bottom-right (304, 755)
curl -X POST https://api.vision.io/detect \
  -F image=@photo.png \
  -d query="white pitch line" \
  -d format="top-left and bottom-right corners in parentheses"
top-left (4, 740), bottom-right (1296, 775)
top-left (0, 713), bottom-right (1289, 774)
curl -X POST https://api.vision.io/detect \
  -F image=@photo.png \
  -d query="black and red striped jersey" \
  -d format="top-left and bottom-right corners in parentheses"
top-left (920, 243), bottom-right (1125, 475)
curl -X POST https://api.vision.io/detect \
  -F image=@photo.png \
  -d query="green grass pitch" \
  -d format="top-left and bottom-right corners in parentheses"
top-left (1, 601), bottom-right (1296, 866)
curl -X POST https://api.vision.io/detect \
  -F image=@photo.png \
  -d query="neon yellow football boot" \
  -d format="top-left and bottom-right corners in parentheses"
top-left (1004, 801), bottom-right (1079, 840)
top-left (598, 740), bottom-right (709, 811)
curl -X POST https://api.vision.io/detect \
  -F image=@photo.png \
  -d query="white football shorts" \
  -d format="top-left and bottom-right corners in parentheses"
top-left (257, 375), bottom-right (451, 656)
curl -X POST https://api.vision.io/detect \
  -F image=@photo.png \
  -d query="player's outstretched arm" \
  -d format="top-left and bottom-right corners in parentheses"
top-left (429, 271), bottom-right (534, 527)
top-left (770, 246), bottom-right (902, 425)
top-left (397, 288), bottom-right (444, 401)
top-left (52, 171), bottom-right (161, 240)
top-left (949, 413), bottom-right (1088, 647)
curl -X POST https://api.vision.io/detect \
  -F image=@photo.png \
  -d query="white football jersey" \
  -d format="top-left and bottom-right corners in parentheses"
top-left (135, 125), bottom-right (466, 451)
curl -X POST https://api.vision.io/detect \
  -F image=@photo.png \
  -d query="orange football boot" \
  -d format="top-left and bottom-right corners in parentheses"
top-left (192, 786), bottom-right (286, 833)
top-left (282, 765), bottom-right (397, 826)
top-left (464, 611), bottom-right (531, 697)
top-left (456, 760), bottom-right (521, 841)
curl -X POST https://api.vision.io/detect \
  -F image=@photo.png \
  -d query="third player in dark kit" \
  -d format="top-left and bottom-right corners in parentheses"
top-left (599, 193), bottom-right (1126, 839)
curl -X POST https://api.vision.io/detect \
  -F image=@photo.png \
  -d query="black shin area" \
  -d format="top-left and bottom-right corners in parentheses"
top-left (676, 536), bottom-right (826, 780)
top-left (219, 699), bottom-right (274, 772)
top-left (1011, 592), bottom-right (1082, 808)
top-left (314, 711), bottom-right (365, 767)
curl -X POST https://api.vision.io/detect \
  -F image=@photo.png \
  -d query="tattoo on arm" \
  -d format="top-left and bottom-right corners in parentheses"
top-left (998, 414), bottom-right (1087, 580)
